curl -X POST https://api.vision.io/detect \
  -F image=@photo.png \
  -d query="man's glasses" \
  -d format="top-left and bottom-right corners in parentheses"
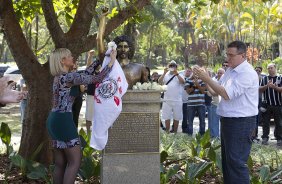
top-left (255, 70), bottom-right (262, 73)
top-left (226, 52), bottom-right (244, 58)
top-left (223, 64), bottom-right (228, 67)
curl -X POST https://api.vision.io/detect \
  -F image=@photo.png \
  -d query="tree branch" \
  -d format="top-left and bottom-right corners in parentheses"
top-left (66, 0), bottom-right (98, 41)
top-left (41, 0), bottom-right (66, 48)
top-left (81, 0), bottom-right (151, 54)
top-left (104, 0), bottom-right (151, 36)
top-left (37, 36), bottom-right (52, 51)
top-left (0, 0), bottom-right (39, 71)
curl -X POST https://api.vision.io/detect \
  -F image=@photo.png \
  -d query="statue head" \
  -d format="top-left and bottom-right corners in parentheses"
top-left (113, 35), bottom-right (135, 60)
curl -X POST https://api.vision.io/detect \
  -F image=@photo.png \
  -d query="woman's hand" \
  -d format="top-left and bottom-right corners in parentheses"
top-left (108, 50), bottom-right (117, 67)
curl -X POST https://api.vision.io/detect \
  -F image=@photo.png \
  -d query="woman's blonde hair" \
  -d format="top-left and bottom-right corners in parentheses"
top-left (49, 48), bottom-right (71, 76)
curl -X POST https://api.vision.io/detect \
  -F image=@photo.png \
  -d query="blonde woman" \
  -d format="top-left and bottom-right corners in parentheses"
top-left (47, 48), bottom-right (116, 184)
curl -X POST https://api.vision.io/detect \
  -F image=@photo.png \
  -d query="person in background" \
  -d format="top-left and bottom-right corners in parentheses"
top-left (146, 67), bottom-right (151, 81)
top-left (71, 63), bottom-right (85, 128)
top-left (19, 78), bottom-right (28, 123)
top-left (47, 48), bottom-right (115, 184)
top-left (85, 50), bottom-right (100, 134)
top-left (193, 41), bottom-right (258, 184)
top-left (185, 65), bottom-right (206, 136)
top-left (0, 76), bottom-right (25, 105)
top-left (207, 68), bottom-right (225, 138)
top-left (151, 72), bottom-right (159, 82)
top-left (182, 67), bottom-right (192, 133)
top-left (222, 61), bottom-right (229, 71)
top-left (253, 66), bottom-right (264, 141)
top-left (259, 63), bottom-right (282, 146)
top-left (158, 60), bottom-right (184, 133)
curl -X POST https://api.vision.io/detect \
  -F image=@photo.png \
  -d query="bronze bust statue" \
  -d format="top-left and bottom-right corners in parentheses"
top-left (113, 35), bottom-right (148, 89)
top-left (96, 12), bottom-right (148, 89)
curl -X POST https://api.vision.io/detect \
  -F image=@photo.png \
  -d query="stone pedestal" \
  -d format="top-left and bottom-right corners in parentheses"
top-left (101, 90), bottom-right (161, 184)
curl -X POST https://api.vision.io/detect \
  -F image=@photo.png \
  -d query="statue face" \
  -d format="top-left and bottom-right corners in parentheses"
top-left (117, 41), bottom-right (130, 59)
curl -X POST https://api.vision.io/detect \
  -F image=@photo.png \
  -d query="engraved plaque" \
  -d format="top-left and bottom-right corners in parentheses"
top-left (104, 112), bottom-right (159, 154)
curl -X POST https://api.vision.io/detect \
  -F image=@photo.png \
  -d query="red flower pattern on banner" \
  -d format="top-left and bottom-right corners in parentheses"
top-left (114, 96), bottom-right (120, 106)
top-left (94, 95), bottom-right (101, 104)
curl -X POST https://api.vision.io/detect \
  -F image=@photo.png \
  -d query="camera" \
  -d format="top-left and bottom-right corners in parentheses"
top-left (184, 81), bottom-right (196, 94)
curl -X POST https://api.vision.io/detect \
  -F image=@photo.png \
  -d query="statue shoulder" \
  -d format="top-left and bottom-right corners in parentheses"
top-left (126, 62), bottom-right (146, 68)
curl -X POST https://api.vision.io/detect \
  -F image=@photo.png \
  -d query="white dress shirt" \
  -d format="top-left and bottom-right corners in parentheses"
top-left (217, 60), bottom-right (259, 117)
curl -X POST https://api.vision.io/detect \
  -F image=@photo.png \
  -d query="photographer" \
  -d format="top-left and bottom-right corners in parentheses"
top-left (158, 60), bottom-right (184, 133)
top-left (185, 65), bottom-right (206, 136)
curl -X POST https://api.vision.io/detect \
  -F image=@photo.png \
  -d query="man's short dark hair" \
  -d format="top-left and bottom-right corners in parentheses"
top-left (222, 61), bottom-right (228, 65)
top-left (255, 66), bottom-right (262, 71)
top-left (227, 41), bottom-right (247, 54)
top-left (113, 35), bottom-right (135, 59)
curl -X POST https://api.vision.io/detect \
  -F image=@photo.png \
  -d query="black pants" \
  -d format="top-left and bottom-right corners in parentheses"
top-left (72, 96), bottom-right (83, 128)
top-left (261, 105), bottom-right (282, 140)
top-left (182, 103), bottom-right (188, 133)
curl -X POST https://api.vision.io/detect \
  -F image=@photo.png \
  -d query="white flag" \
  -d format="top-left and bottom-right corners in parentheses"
top-left (90, 45), bottom-right (128, 150)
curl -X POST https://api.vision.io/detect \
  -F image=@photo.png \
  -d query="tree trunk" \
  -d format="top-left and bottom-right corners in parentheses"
top-left (146, 24), bottom-right (154, 67)
top-left (34, 14), bottom-right (39, 56)
top-left (1, 0), bottom-right (53, 164)
top-left (19, 66), bottom-right (53, 165)
top-left (0, 37), bottom-right (5, 61)
top-left (124, 22), bottom-right (137, 61)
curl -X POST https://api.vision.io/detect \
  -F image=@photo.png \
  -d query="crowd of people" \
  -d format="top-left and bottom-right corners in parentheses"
top-left (157, 41), bottom-right (281, 184)
top-left (1, 39), bottom-right (281, 184)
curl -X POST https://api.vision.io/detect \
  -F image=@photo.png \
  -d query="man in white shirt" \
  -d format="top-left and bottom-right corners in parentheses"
top-left (193, 41), bottom-right (258, 184)
top-left (158, 60), bottom-right (184, 133)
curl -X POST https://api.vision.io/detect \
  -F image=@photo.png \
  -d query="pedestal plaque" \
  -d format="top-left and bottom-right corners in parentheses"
top-left (105, 112), bottom-right (159, 153)
top-left (102, 90), bottom-right (161, 184)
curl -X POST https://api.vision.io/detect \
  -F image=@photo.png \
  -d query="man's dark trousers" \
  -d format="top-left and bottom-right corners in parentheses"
top-left (182, 103), bottom-right (188, 133)
top-left (261, 105), bottom-right (282, 141)
top-left (221, 116), bottom-right (256, 184)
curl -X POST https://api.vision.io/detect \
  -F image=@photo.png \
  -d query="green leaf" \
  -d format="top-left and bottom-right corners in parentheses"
top-left (166, 165), bottom-right (179, 178)
top-left (269, 167), bottom-right (282, 181)
top-left (30, 142), bottom-right (44, 160)
top-left (0, 123), bottom-right (11, 145)
top-left (79, 128), bottom-right (89, 143)
top-left (259, 165), bottom-right (270, 182)
top-left (272, 179), bottom-right (282, 184)
top-left (107, 7), bottom-right (119, 19)
top-left (250, 175), bottom-right (260, 184)
top-left (190, 144), bottom-right (197, 157)
top-left (172, 0), bottom-right (181, 4)
top-left (9, 154), bottom-right (26, 172)
top-left (247, 155), bottom-right (253, 170)
top-left (65, 13), bottom-right (73, 27)
top-left (188, 161), bottom-right (212, 180)
top-left (27, 162), bottom-right (47, 179)
top-left (207, 147), bottom-right (216, 162)
top-left (212, 0), bottom-right (220, 4)
top-left (80, 156), bottom-right (99, 179)
top-left (160, 150), bottom-right (169, 163)
top-left (215, 153), bottom-right (222, 172)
